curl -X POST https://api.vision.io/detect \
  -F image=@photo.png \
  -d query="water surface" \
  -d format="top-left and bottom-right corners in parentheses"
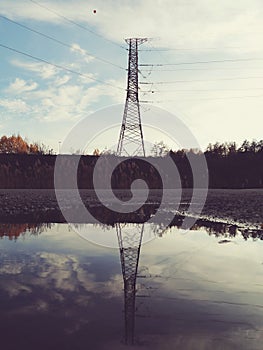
top-left (1, 221), bottom-right (263, 349)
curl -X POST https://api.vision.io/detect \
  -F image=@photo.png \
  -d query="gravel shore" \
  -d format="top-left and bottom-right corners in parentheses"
top-left (0, 189), bottom-right (262, 228)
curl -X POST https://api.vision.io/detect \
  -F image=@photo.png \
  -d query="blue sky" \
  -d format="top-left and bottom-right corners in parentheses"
top-left (1, 0), bottom-right (263, 153)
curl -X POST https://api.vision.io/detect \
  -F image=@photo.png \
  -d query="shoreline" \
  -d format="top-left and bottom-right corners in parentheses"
top-left (0, 189), bottom-right (262, 228)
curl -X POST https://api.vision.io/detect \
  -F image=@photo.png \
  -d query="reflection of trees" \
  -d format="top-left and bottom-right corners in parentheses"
top-left (0, 223), bottom-right (54, 240)
top-left (193, 219), bottom-right (263, 241)
top-left (169, 217), bottom-right (263, 241)
top-left (144, 214), bottom-right (263, 241)
top-left (73, 214), bottom-right (263, 242)
top-left (0, 205), bottom-right (262, 242)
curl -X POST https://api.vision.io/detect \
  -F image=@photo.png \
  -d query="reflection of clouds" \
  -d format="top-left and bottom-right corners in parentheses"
top-left (34, 252), bottom-right (123, 296)
top-left (2, 223), bottom-right (263, 348)
top-left (0, 262), bottom-right (24, 275)
top-left (10, 300), bottom-right (49, 316)
top-left (0, 251), bottom-right (122, 303)
top-left (35, 252), bottom-right (79, 292)
top-left (0, 249), bottom-right (123, 345)
top-left (1, 281), bottom-right (32, 297)
top-left (103, 274), bottom-right (123, 298)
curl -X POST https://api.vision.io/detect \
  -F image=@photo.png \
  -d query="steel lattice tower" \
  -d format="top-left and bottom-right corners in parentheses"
top-left (116, 223), bottom-right (144, 345)
top-left (117, 38), bottom-right (147, 157)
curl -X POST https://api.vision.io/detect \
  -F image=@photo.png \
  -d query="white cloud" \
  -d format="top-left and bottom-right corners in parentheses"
top-left (14, 75), bottom-right (125, 123)
top-left (0, 1), bottom-right (61, 23)
top-left (71, 43), bottom-right (94, 63)
top-left (0, 0), bottom-right (100, 24)
top-left (2, 57), bottom-right (123, 124)
top-left (5, 78), bottom-right (38, 94)
top-left (90, 0), bottom-right (263, 53)
top-left (0, 98), bottom-right (30, 113)
top-left (33, 84), bottom-right (94, 122)
top-left (54, 75), bottom-right (71, 86)
top-left (11, 59), bottom-right (58, 79)
top-left (1, 0), bottom-right (263, 53)
top-left (71, 43), bottom-right (86, 56)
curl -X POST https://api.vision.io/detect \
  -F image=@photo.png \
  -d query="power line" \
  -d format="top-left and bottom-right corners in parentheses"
top-left (139, 57), bottom-right (263, 67)
top-left (140, 76), bottom-right (263, 84)
top-left (141, 94), bottom-right (263, 102)
top-left (139, 40), bottom-right (169, 101)
top-left (139, 46), bottom-right (246, 52)
top-left (141, 87), bottom-right (263, 93)
top-left (0, 15), bottom-right (126, 71)
top-left (189, 94), bottom-right (263, 101)
top-left (0, 43), bottom-right (124, 91)
top-left (28, 0), bottom-right (127, 51)
top-left (139, 55), bottom-right (263, 90)
top-left (140, 66), bottom-right (263, 72)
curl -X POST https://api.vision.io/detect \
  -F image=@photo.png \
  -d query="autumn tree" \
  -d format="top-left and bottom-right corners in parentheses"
top-left (0, 134), bottom-right (42, 154)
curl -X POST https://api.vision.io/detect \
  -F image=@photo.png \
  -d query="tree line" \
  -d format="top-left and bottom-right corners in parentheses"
top-left (0, 135), bottom-right (262, 189)
top-left (168, 139), bottom-right (263, 188)
top-left (0, 134), bottom-right (54, 155)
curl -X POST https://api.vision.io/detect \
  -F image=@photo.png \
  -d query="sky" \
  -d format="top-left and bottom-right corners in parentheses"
top-left (0, 0), bottom-right (263, 154)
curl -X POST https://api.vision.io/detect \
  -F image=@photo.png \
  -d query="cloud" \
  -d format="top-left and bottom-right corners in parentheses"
top-left (2, 57), bottom-right (123, 123)
top-left (5, 78), bottom-right (38, 94)
top-left (11, 59), bottom-right (58, 79)
top-left (90, 0), bottom-right (263, 53)
top-left (1, 0), bottom-right (263, 56)
top-left (54, 75), bottom-right (71, 86)
top-left (17, 76), bottom-right (125, 123)
top-left (0, 1), bottom-right (62, 23)
top-left (32, 84), bottom-right (95, 122)
top-left (71, 43), bottom-right (94, 63)
top-left (0, 0), bottom-right (100, 24)
top-left (0, 98), bottom-right (30, 113)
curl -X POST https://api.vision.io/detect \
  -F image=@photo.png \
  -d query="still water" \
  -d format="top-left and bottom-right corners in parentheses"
top-left (1, 221), bottom-right (263, 349)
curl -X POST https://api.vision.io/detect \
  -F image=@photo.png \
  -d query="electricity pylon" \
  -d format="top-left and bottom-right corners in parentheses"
top-left (116, 223), bottom-right (144, 345)
top-left (117, 38), bottom-right (147, 157)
